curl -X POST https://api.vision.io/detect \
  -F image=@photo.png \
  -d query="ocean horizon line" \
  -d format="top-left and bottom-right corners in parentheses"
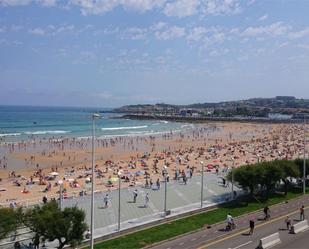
top-left (0, 104), bottom-right (117, 110)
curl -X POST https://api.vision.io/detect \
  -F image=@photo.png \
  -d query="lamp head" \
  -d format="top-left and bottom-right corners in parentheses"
top-left (92, 113), bottom-right (100, 119)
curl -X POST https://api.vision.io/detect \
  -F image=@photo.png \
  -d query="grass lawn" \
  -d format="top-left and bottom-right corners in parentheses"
top-left (90, 189), bottom-right (306, 249)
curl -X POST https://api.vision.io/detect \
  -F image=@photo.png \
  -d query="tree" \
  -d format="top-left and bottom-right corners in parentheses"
top-left (24, 200), bottom-right (87, 249)
top-left (0, 207), bottom-right (21, 239)
top-left (274, 160), bottom-right (299, 195)
top-left (259, 162), bottom-right (283, 198)
top-left (228, 164), bottom-right (262, 195)
top-left (294, 159), bottom-right (309, 178)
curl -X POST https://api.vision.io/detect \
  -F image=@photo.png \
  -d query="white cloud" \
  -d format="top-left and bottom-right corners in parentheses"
top-left (0, 0), bottom-right (57, 6)
top-left (229, 27), bottom-right (239, 34)
top-left (163, 0), bottom-right (242, 18)
top-left (201, 0), bottom-right (241, 15)
top-left (247, 0), bottom-right (255, 5)
top-left (164, 0), bottom-right (199, 17)
top-left (288, 27), bottom-right (309, 39)
top-left (70, 0), bottom-right (166, 15)
top-left (56, 24), bottom-right (75, 33)
top-left (122, 0), bottom-right (166, 12)
top-left (37, 0), bottom-right (57, 6)
top-left (187, 27), bottom-right (208, 42)
top-left (0, 0), bottom-right (244, 18)
top-left (155, 26), bottom-right (185, 40)
top-left (258, 14), bottom-right (268, 21)
top-left (242, 22), bottom-right (289, 37)
top-left (28, 24), bottom-right (76, 36)
top-left (201, 30), bottom-right (226, 48)
top-left (212, 32), bottom-right (225, 42)
top-left (29, 27), bottom-right (46, 35)
top-left (150, 22), bottom-right (167, 31)
top-left (123, 27), bottom-right (148, 40)
top-left (0, 0), bottom-right (32, 5)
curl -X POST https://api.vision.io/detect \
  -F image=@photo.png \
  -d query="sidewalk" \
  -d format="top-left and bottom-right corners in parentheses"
top-left (63, 172), bottom-right (241, 236)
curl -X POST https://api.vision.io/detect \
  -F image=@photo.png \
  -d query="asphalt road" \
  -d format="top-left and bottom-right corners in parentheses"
top-left (150, 195), bottom-right (309, 249)
top-left (201, 208), bottom-right (308, 249)
top-left (274, 228), bottom-right (309, 249)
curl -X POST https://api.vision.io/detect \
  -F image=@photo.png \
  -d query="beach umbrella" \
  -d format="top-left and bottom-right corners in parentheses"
top-left (110, 177), bottom-right (118, 182)
top-left (49, 172), bottom-right (59, 176)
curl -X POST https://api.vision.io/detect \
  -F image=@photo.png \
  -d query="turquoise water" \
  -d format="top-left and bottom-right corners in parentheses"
top-left (0, 105), bottom-right (188, 142)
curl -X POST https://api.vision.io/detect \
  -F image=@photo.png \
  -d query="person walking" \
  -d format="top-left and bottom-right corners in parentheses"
top-left (285, 216), bottom-right (291, 230)
top-left (133, 189), bottom-right (138, 203)
top-left (104, 193), bottom-right (110, 208)
top-left (300, 205), bottom-right (305, 221)
top-left (144, 193), bottom-right (149, 207)
top-left (222, 178), bottom-right (226, 187)
top-left (156, 178), bottom-right (160, 190)
top-left (263, 206), bottom-right (270, 220)
top-left (183, 174), bottom-right (187, 185)
top-left (249, 219), bottom-right (255, 235)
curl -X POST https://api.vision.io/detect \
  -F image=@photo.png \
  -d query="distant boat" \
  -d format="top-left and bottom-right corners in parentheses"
top-left (33, 122), bottom-right (37, 124)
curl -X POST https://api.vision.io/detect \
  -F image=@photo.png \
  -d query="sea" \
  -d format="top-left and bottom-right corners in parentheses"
top-left (0, 105), bottom-right (192, 142)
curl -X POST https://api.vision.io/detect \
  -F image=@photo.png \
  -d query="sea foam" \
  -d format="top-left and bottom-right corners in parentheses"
top-left (0, 133), bottom-right (22, 137)
top-left (24, 130), bottom-right (70, 135)
top-left (101, 125), bottom-right (148, 131)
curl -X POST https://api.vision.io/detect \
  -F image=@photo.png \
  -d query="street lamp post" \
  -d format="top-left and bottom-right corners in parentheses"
top-left (200, 161), bottom-right (204, 208)
top-left (90, 113), bottom-right (100, 249)
top-left (163, 165), bottom-right (167, 216)
top-left (59, 183), bottom-right (63, 210)
top-left (304, 115), bottom-right (307, 195)
top-left (118, 170), bottom-right (122, 231)
top-left (231, 157), bottom-right (235, 200)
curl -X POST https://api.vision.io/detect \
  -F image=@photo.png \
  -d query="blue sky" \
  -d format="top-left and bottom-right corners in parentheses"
top-left (0, 0), bottom-right (309, 107)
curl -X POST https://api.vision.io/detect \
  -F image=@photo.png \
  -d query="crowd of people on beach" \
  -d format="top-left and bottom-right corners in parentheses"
top-left (0, 122), bottom-right (307, 206)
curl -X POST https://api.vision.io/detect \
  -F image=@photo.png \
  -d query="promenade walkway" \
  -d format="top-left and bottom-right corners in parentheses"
top-left (63, 172), bottom-right (241, 238)
top-left (0, 172), bottom-right (241, 249)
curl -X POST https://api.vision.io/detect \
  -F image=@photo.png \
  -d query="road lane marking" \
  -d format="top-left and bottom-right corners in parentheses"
top-left (228, 241), bottom-right (252, 249)
top-left (197, 205), bottom-right (309, 249)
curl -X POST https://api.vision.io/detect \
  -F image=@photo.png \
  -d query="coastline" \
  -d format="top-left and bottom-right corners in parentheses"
top-left (119, 114), bottom-right (305, 124)
top-left (0, 121), bottom-right (307, 207)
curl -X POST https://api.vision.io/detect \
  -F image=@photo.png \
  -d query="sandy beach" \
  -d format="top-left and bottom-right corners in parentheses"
top-left (0, 122), bottom-right (307, 206)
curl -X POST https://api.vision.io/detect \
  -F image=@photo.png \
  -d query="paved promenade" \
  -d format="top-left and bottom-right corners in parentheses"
top-left (63, 172), bottom-right (241, 238)
top-left (0, 172), bottom-right (240, 249)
